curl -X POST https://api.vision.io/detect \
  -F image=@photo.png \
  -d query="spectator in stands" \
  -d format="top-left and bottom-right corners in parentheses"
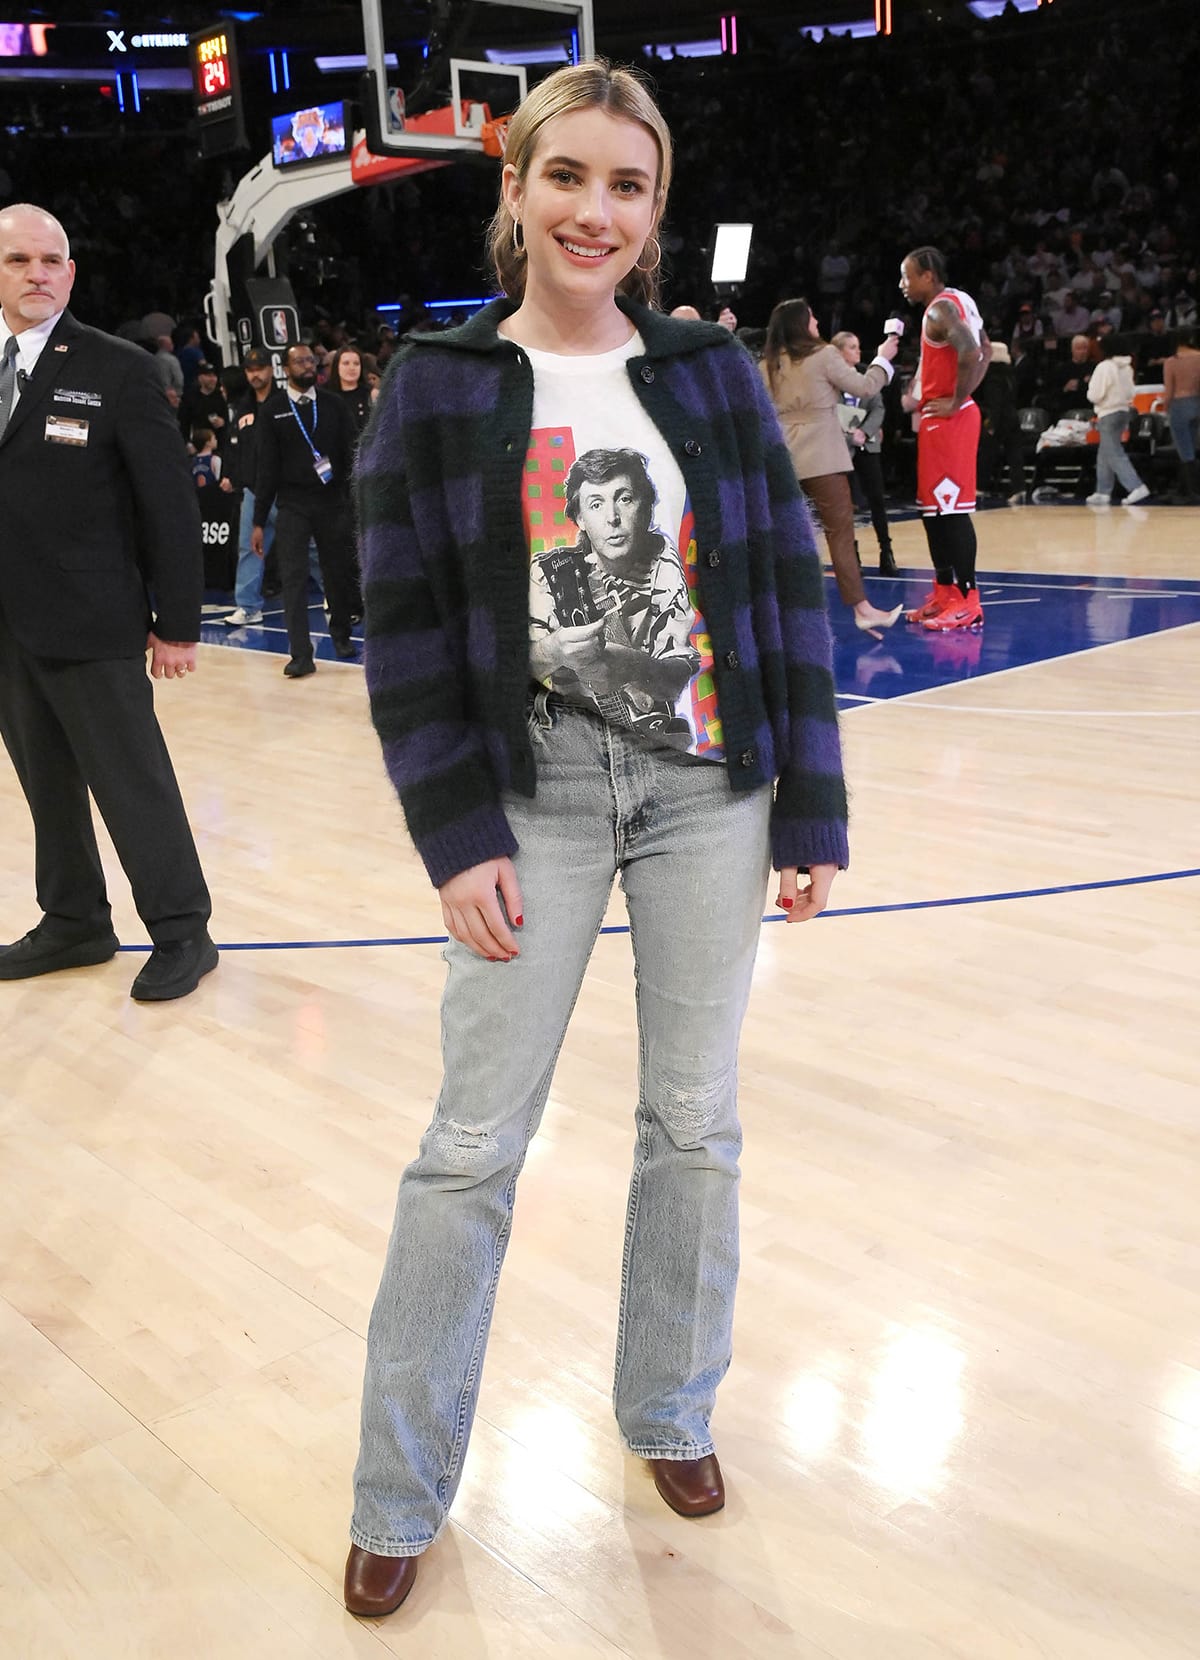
top-left (817, 239), bottom-right (852, 335)
top-left (1011, 302), bottom-right (1042, 356)
top-left (975, 340), bottom-right (1027, 505)
top-left (1136, 310), bottom-right (1173, 380)
top-left (328, 345), bottom-right (374, 436)
top-left (1086, 334), bottom-right (1149, 506)
top-left (152, 332), bottom-right (183, 400)
top-left (1165, 290), bottom-right (1197, 331)
top-left (1046, 334), bottom-right (1095, 418)
top-left (1163, 328), bottom-right (1200, 503)
top-left (189, 425), bottom-right (230, 491)
top-left (180, 360), bottom-right (229, 452)
top-left (172, 322), bottom-right (204, 388)
top-left (1052, 290), bottom-right (1091, 338)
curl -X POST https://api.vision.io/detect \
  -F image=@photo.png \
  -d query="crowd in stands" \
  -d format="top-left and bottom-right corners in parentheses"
top-left (0, 0), bottom-right (1193, 507)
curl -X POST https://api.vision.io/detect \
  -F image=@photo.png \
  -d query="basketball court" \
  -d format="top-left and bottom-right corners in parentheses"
top-left (3, 501), bottom-right (1197, 1658)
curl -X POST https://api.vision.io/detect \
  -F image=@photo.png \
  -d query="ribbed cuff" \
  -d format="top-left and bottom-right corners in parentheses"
top-left (416, 805), bottom-right (520, 889)
top-left (770, 819), bottom-right (849, 874)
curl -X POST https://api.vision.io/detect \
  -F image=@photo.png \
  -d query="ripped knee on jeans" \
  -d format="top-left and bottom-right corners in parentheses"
top-left (651, 1065), bottom-right (737, 1148)
top-left (426, 1118), bottom-right (506, 1183)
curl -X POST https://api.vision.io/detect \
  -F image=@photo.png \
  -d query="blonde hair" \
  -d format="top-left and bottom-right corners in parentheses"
top-left (487, 60), bottom-right (672, 309)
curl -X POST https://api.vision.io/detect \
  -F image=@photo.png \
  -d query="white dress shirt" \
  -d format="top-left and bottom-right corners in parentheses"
top-left (0, 307), bottom-right (65, 416)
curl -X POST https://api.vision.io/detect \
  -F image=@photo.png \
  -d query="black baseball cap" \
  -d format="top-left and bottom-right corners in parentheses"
top-left (196, 359), bottom-right (217, 373)
top-left (243, 347), bottom-right (274, 368)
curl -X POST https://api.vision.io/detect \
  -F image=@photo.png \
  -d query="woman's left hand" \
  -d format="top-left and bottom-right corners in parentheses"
top-left (776, 864), bottom-right (837, 923)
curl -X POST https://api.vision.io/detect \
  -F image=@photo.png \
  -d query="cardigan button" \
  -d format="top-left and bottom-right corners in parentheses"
top-left (684, 438), bottom-right (702, 456)
top-left (640, 364), bottom-right (655, 383)
top-left (738, 749), bottom-right (756, 768)
top-left (723, 649), bottom-right (739, 669)
top-left (706, 547), bottom-right (721, 568)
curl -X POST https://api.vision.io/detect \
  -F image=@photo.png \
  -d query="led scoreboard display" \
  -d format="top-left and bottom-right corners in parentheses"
top-left (195, 31), bottom-right (232, 99)
top-left (189, 22), bottom-right (246, 155)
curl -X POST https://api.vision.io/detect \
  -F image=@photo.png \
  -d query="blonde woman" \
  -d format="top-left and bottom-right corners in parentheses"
top-left (343, 61), bottom-right (849, 1618)
top-left (763, 298), bottom-right (902, 635)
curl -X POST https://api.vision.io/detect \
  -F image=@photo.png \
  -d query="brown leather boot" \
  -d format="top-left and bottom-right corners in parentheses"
top-left (646, 1454), bottom-right (725, 1517)
top-left (344, 1545), bottom-right (419, 1617)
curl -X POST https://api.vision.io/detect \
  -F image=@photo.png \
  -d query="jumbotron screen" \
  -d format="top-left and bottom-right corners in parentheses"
top-left (271, 101), bottom-right (349, 167)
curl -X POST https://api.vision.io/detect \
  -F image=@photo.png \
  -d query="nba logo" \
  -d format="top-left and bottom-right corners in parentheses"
top-left (270, 309), bottom-right (289, 346)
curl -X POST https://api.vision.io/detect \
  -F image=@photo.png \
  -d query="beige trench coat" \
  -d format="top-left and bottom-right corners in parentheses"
top-left (762, 343), bottom-right (891, 480)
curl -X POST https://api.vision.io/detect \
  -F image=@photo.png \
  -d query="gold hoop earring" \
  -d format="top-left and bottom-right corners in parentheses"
top-left (637, 235), bottom-right (662, 274)
top-left (512, 217), bottom-right (525, 254)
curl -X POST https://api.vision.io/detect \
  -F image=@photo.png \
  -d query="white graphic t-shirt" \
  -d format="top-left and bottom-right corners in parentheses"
top-left (522, 333), bottom-right (724, 761)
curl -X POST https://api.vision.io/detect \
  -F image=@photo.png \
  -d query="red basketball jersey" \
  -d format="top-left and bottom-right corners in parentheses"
top-left (919, 287), bottom-right (984, 403)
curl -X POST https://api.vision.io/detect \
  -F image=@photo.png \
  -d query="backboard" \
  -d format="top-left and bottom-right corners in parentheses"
top-left (360, 0), bottom-right (595, 160)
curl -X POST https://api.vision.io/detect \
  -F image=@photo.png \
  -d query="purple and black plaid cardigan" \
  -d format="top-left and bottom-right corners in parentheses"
top-left (356, 296), bottom-right (848, 888)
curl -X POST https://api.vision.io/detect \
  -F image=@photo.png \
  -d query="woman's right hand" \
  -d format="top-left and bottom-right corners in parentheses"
top-left (439, 857), bottom-right (524, 962)
top-left (875, 335), bottom-right (900, 362)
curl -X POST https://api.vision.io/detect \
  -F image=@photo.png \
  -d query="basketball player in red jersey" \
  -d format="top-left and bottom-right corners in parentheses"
top-left (899, 246), bottom-right (991, 631)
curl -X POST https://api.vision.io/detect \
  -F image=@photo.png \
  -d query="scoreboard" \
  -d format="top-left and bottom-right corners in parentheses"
top-left (189, 23), bottom-right (247, 155)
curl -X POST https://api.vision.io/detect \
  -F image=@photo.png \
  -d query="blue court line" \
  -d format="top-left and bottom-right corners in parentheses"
top-left (113, 867), bottom-right (1200, 952)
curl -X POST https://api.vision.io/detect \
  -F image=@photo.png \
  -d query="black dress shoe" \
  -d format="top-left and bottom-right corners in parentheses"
top-left (283, 657), bottom-right (316, 678)
top-left (879, 544), bottom-right (899, 576)
top-left (647, 1453), bottom-right (725, 1517)
top-left (344, 1545), bottom-right (419, 1617)
top-left (0, 922), bottom-right (120, 981)
top-left (331, 631), bottom-right (357, 660)
top-left (129, 931), bottom-right (218, 1002)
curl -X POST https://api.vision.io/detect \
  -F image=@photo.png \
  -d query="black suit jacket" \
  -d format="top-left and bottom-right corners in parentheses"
top-left (253, 387), bottom-right (354, 526)
top-left (0, 309), bottom-right (203, 659)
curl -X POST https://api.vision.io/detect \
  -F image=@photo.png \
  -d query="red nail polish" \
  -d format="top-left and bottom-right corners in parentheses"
top-left (514, 914), bottom-right (524, 927)
top-left (780, 897), bottom-right (794, 910)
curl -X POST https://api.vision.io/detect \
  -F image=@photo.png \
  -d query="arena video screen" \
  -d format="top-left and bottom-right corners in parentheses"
top-left (271, 101), bottom-right (349, 168)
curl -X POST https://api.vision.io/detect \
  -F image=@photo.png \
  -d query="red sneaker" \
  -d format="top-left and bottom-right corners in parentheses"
top-left (905, 582), bottom-right (959, 624)
top-left (923, 589), bottom-right (984, 631)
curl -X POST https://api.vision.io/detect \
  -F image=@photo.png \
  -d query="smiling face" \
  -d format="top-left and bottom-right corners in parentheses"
top-left (502, 107), bottom-right (660, 318)
top-left (0, 207), bottom-right (75, 333)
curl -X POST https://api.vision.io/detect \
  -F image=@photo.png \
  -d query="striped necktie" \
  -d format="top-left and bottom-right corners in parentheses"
top-left (0, 335), bottom-right (19, 442)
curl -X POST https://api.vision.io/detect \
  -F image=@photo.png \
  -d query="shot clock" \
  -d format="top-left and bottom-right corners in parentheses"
top-left (189, 22), bottom-right (246, 155)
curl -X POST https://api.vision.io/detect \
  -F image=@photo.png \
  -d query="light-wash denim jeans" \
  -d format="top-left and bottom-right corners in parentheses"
top-left (233, 492), bottom-right (273, 610)
top-left (351, 698), bottom-right (772, 1557)
top-left (1095, 409), bottom-right (1144, 497)
top-left (233, 494), bottom-right (322, 610)
top-left (1168, 394), bottom-right (1199, 465)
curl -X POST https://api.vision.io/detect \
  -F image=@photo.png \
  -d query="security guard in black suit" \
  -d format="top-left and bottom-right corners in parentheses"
top-left (251, 342), bottom-right (360, 678)
top-left (0, 203), bottom-right (217, 1001)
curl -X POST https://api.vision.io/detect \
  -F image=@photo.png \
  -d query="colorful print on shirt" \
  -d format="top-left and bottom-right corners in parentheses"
top-left (524, 427), bottom-right (724, 759)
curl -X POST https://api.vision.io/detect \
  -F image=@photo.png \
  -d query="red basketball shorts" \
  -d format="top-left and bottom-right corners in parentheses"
top-left (917, 400), bottom-right (981, 515)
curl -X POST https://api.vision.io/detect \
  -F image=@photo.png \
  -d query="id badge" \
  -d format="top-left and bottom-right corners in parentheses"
top-left (312, 453), bottom-right (333, 485)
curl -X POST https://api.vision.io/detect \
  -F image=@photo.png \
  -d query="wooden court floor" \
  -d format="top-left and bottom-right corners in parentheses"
top-left (1, 507), bottom-right (1198, 1659)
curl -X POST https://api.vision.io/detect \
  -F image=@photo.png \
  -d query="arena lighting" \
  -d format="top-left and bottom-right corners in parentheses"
top-left (874, 0), bottom-right (892, 34)
top-left (485, 44), bottom-right (571, 64)
top-left (643, 39), bottom-right (723, 58)
top-left (719, 13), bottom-right (739, 55)
top-left (967, 0), bottom-right (1038, 13)
top-left (801, 21), bottom-right (878, 40)
top-left (315, 52), bottom-right (399, 71)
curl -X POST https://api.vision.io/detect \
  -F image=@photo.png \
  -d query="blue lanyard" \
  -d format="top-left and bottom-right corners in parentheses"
top-left (288, 393), bottom-right (320, 455)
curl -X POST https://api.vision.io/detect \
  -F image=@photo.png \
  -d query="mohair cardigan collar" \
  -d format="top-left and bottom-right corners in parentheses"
top-left (357, 295), bottom-right (849, 887)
